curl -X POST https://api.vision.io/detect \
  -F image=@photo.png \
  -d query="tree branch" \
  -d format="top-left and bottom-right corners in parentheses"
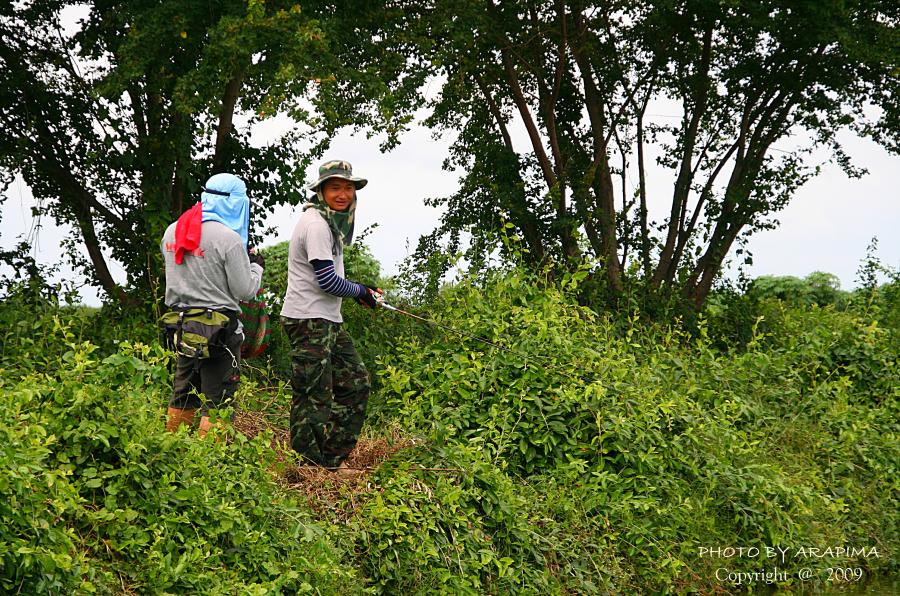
top-left (636, 92), bottom-right (651, 278)
top-left (667, 139), bottom-right (740, 285)
top-left (473, 72), bottom-right (514, 151)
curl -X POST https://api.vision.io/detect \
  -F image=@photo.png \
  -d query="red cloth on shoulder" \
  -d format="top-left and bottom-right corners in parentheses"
top-left (174, 202), bottom-right (203, 264)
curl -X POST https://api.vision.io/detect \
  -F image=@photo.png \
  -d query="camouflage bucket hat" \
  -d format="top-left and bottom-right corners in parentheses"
top-left (306, 159), bottom-right (368, 191)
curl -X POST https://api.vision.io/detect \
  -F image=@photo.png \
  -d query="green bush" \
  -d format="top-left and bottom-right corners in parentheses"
top-left (749, 272), bottom-right (847, 307)
top-left (349, 443), bottom-right (552, 594)
top-left (702, 271), bottom-right (859, 351)
top-left (0, 391), bottom-right (87, 593)
top-left (372, 267), bottom-right (899, 590)
top-left (0, 331), bottom-right (360, 593)
top-left (762, 305), bottom-right (899, 401)
top-left (348, 441), bottom-right (630, 594)
top-left (2, 264), bottom-right (897, 593)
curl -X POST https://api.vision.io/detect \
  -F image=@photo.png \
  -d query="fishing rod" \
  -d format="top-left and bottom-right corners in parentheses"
top-left (379, 301), bottom-right (516, 355)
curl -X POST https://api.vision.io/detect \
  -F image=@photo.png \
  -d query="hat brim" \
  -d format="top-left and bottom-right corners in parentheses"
top-left (307, 174), bottom-right (368, 191)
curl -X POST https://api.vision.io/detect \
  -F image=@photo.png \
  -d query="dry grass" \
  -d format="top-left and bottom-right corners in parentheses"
top-left (232, 406), bottom-right (418, 518)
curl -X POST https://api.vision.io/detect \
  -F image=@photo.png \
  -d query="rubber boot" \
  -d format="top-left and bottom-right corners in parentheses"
top-left (198, 416), bottom-right (223, 441)
top-left (198, 416), bottom-right (211, 438)
top-left (165, 407), bottom-right (196, 432)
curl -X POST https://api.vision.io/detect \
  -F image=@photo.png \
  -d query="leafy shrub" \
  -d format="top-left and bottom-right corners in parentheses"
top-left (702, 271), bottom-right (861, 351)
top-left (758, 305), bottom-right (899, 401)
top-left (373, 267), bottom-right (899, 589)
top-left (749, 272), bottom-right (847, 307)
top-left (0, 295), bottom-right (100, 379)
top-left (350, 444), bottom-right (520, 593)
top-left (3, 264), bottom-right (897, 593)
top-left (0, 334), bottom-right (360, 593)
top-left (350, 442), bottom-right (604, 594)
top-left (700, 288), bottom-right (783, 350)
top-left (0, 390), bottom-right (88, 593)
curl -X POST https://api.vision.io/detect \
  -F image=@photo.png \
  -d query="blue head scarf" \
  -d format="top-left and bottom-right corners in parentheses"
top-left (201, 173), bottom-right (250, 247)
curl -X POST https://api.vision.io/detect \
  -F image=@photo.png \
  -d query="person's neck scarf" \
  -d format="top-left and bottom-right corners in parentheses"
top-left (303, 190), bottom-right (356, 246)
top-left (173, 202), bottom-right (203, 264)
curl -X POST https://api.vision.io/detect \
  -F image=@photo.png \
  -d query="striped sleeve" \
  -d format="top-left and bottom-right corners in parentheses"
top-left (310, 259), bottom-right (365, 298)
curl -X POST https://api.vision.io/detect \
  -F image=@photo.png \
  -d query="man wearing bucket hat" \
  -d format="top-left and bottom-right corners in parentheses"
top-left (281, 159), bottom-right (381, 474)
top-left (161, 172), bottom-right (265, 437)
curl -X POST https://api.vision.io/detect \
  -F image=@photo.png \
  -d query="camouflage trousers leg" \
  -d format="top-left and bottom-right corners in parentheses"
top-left (282, 317), bottom-right (369, 468)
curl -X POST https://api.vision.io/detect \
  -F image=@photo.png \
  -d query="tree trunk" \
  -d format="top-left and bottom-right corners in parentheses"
top-left (652, 25), bottom-right (713, 289)
top-left (683, 220), bottom-right (743, 307)
top-left (570, 19), bottom-right (622, 292)
top-left (212, 73), bottom-right (244, 173)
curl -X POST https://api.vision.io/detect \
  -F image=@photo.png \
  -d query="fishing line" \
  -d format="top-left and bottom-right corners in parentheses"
top-left (379, 299), bottom-right (594, 380)
top-left (380, 302), bottom-right (522, 357)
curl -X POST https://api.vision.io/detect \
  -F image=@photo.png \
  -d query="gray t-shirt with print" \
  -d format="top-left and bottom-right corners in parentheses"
top-left (280, 208), bottom-right (345, 323)
top-left (161, 220), bottom-right (263, 313)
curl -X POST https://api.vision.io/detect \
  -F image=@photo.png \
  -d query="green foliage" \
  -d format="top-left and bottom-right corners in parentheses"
top-left (383, 0), bottom-right (900, 308)
top-left (0, 1), bottom-right (421, 302)
top-left (760, 304), bottom-right (899, 402)
top-left (749, 271), bottom-right (846, 307)
top-left (372, 267), bottom-right (899, 591)
top-left (379, 269), bottom-right (602, 474)
top-left (852, 238), bottom-right (900, 332)
top-left (0, 241), bottom-right (80, 305)
top-left (0, 310), bottom-right (360, 593)
top-left (0, 392), bottom-right (85, 593)
top-left (349, 441), bottom-right (635, 594)
top-left (350, 443), bottom-right (553, 594)
top-left (259, 241), bottom-right (290, 309)
top-left (0, 285), bottom-right (162, 385)
top-left (0, 296), bottom-right (99, 379)
top-left (2, 267), bottom-right (897, 593)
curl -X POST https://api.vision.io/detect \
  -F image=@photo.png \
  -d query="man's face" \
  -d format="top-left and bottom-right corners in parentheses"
top-left (321, 178), bottom-right (356, 212)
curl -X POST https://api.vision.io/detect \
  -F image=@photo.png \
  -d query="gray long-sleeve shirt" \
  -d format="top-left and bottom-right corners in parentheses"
top-left (161, 220), bottom-right (262, 313)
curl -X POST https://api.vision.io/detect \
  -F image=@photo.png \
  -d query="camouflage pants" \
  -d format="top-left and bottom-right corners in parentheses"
top-left (282, 317), bottom-right (369, 468)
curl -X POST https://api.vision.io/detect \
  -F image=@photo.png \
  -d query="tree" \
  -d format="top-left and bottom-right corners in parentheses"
top-left (396, 0), bottom-right (899, 309)
top-left (0, 0), bottom-right (419, 304)
top-left (749, 271), bottom-right (844, 306)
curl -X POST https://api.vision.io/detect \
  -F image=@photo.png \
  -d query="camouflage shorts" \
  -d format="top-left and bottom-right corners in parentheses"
top-left (282, 317), bottom-right (369, 468)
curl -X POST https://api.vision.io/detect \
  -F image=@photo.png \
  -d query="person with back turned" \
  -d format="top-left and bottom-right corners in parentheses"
top-left (160, 173), bottom-right (264, 437)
